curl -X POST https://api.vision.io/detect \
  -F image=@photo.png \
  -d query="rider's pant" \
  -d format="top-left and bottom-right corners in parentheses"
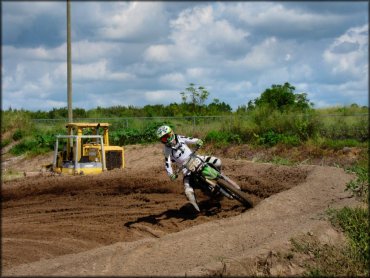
top-left (183, 175), bottom-right (194, 197)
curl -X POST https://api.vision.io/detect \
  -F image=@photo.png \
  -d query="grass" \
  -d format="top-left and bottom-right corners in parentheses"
top-left (290, 232), bottom-right (367, 277)
top-left (344, 165), bottom-right (369, 201)
top-left (288, 153), bottom-right (369, 277)
top-left (328, 207), bottom-right (369, 264)
top-left (2, 106), bottom-right (368, 158)
top-left (270, 156), bottom-right (295, 166)
top-left (315, 138), bottom-right (367, 150)
top-left (3, 169), bottom-right (24, 181)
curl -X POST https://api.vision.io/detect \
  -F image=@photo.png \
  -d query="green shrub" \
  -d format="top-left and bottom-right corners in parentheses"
top-left (328, 207), bottom-right (369, 266)
top-left (254, 130), bottom-right (300, 147)
top-left (35, 134), bottom-right (56, 150)
top-left (205, 130), bottom-right (229, 144)
top-left (293, 115), bottom-right (319, 140)
top-left (1, 110), bottom-right (33, 133)
top-left (247, 106), bottom-right (319, 142)
top-left (12, 129), bottom-right (25, 141)
top-left (280, 134), bottom-right (301, 146)
top-left (9, 138), bottom-right (39, 155)
top-left (256, 130), bottom-right (282, 146)
top-left (345, 165), bottom-right (368, 199)
top-left (9, 133), bottom-right (57, 156)
top-left (291, 206), bottom-right (369, 276)
top-left (110, 121), bottom-right (172, 145)
top-left (319, 138), bottom-right (363, 150)
top-left (1, 138), bottom-right (11, 148)
top-left (205, 130), bottom-right (241, 145)
top-left (290, 232), bottom-right (367, 277)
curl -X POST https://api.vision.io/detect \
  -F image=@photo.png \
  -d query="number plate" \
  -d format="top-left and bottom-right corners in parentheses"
top-left (187, 157), bottom-right (202, 172)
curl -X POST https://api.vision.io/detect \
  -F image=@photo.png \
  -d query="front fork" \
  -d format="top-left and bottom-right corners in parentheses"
top-left (202, 165), bottom-right (234, 199)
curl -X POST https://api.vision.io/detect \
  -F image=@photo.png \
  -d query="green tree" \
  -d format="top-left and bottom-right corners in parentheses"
top-left (249, 82), bottom-right (313, 112)
top-left (208, 98), bottom-right (232, 114)
top-left (180, 83), bottom-right (210, 114)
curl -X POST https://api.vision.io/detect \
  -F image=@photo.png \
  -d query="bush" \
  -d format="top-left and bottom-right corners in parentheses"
top-left (35, 134), bottom-right (56, 150)
top-left (345, 165), bottom-right (368, 199)
top-left (205, 130), bottom-right (241, 145)
top-left (280, 134), bottom-right (301, 146)
top-left (328, 207), bottom-right (369, 266)
top-left (9, 138), bottom-right (39, 155)
top-left (1, 138), bottom-right (11, 148)
top-left (249, 82), bottom-right (313, 112)
top-left (1, 110), bottom-right (33, 133)
top-left (255, 130), bottom-right (300, 147)
top-left (111, 121), bottom-right (172, 145)
top-left (9, 133), bottom-right (57, 156)
top-left (319, 138), bottom-right (363, 150)
top-left (12, 129), bottom-right (25, 141)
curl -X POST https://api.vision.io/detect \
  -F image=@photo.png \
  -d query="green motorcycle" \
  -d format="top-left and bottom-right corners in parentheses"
top-left (176, 147), bottom-right (253, 208)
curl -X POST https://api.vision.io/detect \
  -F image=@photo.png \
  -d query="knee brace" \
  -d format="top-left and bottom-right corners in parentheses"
top-left (183, 176), bottom-right (194, 194)
top-left (203, 156), bottom-right (222, 170)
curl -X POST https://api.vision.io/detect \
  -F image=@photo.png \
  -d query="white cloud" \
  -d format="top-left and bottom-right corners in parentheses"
top-left (3, 45), bottom-right (65, 61)
top-left (96, 2), bottom-right (168, 41)
top-left (225, 2), bottom-right (351, 38)
top-left (72, 40), bottom-right (123, 63)
top-left (2, 63), bottom-right (58, 100)
top-left (144, 90), bottom-right (179, 103)
top-left (243, 3), bottom-right (336, 26)
top-left (144, 4), bottom-right (249, 65)
top-left (186, 67), bottom-right (215, 80)
top-left (159, 73), bottom-right (186, 87)
top-left (323, 24), bottom-right (368, 78)
top-left (3, 40), bottom-right (135, 66)
top-left (170, 5), bottom-right (248, 51)
top-left (143, 44), bottom-right (173, 63)
top-left (3, 64), bottom-right (24, 91)
top-left (2, 1), bottom-right (368, 110)
top-left (237, 37), bottom-right (279, 70)
top-left (290, 64), bottom-right (314, 81)
top-left (229, 81), bottom-right (253, 92)
top-left (54, 60), bottom-right (135, 81)
top-left (74, 60), bottom-right (135, 81)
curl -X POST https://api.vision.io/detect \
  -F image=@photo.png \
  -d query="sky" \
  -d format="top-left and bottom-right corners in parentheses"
top-left (2, 1), bottom-right (369, 111)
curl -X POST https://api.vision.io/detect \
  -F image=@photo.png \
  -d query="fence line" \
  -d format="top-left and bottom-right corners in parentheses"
top-left (31, 113), bottom-right (368, 123)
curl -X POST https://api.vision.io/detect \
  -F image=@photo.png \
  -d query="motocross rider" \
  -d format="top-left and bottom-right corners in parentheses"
top-left (156, 125), bottom-right (222, 212)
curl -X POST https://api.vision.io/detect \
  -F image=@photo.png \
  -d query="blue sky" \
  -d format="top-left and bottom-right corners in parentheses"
top-left (2, 1), bottom-right (368, 111)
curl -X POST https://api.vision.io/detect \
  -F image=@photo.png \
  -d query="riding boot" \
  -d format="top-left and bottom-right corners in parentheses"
top-left (185, 189), bottom-right (200, 212)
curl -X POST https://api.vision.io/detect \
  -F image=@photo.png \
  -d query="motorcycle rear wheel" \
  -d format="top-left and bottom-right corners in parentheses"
top-left (217, 178), bottom-right (253, 208)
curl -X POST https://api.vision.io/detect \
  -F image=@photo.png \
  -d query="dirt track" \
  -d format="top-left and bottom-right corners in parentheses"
top-left (1, 144), bottom-right (359, 276)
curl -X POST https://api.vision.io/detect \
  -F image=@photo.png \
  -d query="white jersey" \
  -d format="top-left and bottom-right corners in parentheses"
top-left (163, 134), bottom-right (199, 177)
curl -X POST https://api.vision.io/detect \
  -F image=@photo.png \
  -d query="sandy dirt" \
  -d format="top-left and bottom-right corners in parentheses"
top-left (1, 143), bottom-right (361, 276)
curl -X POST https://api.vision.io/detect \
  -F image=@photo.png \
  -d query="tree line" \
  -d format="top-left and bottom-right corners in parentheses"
top-left (4, 82), bottom-right (366, 119)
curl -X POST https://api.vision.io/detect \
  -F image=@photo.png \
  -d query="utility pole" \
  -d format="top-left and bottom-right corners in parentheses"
top-left (67, 0), bottom-right (73, 123)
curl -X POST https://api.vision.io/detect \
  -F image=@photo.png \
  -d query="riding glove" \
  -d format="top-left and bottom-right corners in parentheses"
top-left (169, 173), bottom-right (178, 181)
top-left (196, 139), bottom-right (203, 148)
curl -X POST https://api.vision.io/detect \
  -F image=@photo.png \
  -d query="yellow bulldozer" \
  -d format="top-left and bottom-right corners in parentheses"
top-left (52, 122), bottom-right (124, 175)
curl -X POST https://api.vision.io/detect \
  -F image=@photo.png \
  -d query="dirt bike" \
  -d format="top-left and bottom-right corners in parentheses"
top-left (175, 146), bottom-right (252, 208)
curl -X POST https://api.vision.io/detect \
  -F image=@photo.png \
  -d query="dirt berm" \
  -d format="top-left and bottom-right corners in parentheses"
top-left (2, 144), bottom-right (359, 276)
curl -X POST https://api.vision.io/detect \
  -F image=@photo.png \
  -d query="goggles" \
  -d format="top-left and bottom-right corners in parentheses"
top-left (160, 133), bottom-right (173, 143)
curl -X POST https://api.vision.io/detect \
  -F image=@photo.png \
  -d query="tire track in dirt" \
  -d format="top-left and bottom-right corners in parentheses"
top-left (2, 144), bottom-right (310, 271)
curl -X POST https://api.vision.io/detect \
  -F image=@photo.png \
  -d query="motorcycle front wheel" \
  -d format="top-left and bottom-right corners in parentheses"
top-left (217, 178), bottom-right (253, 208)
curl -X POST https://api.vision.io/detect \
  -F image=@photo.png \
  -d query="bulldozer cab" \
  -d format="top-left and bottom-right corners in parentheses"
top-left (52, 123), bottom-right (124, 175)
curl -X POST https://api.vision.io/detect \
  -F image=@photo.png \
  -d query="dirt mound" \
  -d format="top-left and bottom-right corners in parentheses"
top-left (1, 144), bottom-right (359, 276)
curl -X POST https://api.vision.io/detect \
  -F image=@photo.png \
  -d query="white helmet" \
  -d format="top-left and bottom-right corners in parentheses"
top-left (156, 125), bottom-right (175, 146)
